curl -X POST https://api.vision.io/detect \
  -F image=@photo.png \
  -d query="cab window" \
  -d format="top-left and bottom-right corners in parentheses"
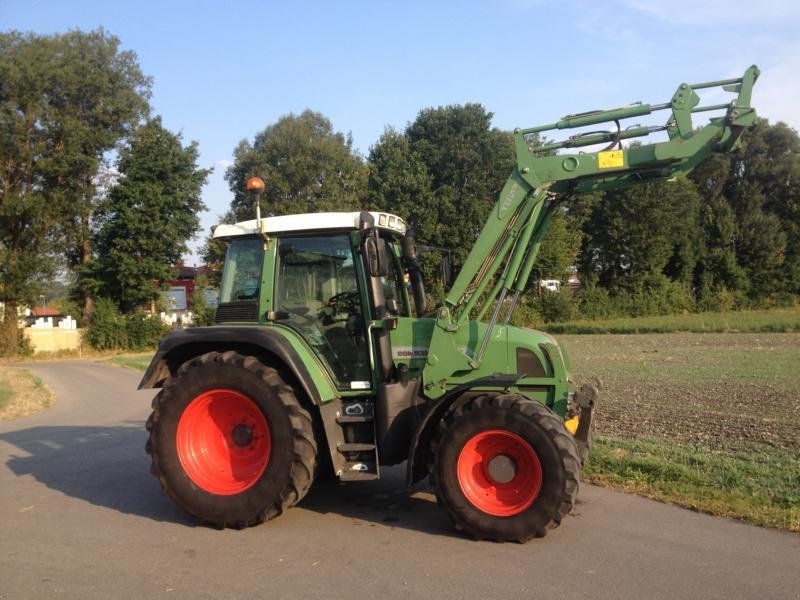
top-left (276, 235), bottom-right (370, 389)
top-left (219, 238), bottom-right (264, 303)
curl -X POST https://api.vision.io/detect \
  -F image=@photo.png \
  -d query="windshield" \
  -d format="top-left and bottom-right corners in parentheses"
top-left (219, 238), bottom-right (264, 303)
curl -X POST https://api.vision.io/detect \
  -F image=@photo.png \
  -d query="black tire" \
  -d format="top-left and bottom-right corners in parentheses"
top-left (430, 394), bottom-right (580, 542)
top-left (146, 351), bottom-right (317, 528)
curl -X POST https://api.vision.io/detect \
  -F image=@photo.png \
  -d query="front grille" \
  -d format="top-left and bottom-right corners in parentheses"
top-left (215, 302), bottom-right (259, 323)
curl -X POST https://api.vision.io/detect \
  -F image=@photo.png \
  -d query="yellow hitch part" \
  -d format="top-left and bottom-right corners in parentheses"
top-left (564, 416), bottom-right (579, 435)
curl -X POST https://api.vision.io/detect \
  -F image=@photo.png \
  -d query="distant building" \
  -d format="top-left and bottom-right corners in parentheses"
top-left (156, 261), bottom-right (217, 313)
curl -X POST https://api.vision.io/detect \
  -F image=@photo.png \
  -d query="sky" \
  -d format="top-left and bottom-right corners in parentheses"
top-left (3, 0), bottom-right (799, 264)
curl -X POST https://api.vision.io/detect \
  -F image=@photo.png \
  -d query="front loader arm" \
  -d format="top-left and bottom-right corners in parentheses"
top-left (422, 66), bottom-right (759, 396)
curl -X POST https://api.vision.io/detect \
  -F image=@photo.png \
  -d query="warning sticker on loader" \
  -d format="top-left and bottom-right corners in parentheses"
top-left (598, 150), bottom-right (624, 169)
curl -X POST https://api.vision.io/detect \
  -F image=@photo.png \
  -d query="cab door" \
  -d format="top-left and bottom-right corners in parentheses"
top-left (274, 233), bottom-right (372, 391)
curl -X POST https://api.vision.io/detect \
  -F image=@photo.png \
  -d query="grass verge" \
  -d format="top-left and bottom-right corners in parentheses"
top-left (585, 436), bottom-right (800, 532)
top-left (0, 366), bottom-right (54, 421)
top-left (108, 353), bottom-right (154, 372)
top-left (544, 306), bottom-right (800, 334)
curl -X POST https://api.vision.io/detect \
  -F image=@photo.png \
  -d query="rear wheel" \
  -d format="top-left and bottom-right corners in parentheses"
top-left (146, 351), bottom-right (316, 528)
top-left (431, 394), bottom-right (580, 542)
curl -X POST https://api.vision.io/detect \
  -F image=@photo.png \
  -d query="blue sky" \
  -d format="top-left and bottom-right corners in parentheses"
top-left (3, 0), bottom-right (799, 263)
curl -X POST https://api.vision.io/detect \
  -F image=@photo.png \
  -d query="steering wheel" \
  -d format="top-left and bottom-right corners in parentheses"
top-left (324, 290), bottom-right (361, 315)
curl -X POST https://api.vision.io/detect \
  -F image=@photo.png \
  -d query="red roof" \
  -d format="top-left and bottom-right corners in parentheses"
top-left (31, 307), bottom-right (61, 317)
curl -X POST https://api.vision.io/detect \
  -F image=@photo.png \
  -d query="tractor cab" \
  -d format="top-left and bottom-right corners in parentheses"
top-left (212, 211), bottom-right (412, 393)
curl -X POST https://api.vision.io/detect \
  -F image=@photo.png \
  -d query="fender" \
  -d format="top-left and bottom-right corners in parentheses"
top-left (137, 326), bottom-right (333, 406)
top-left (406, 374), bottom-right (522, 485)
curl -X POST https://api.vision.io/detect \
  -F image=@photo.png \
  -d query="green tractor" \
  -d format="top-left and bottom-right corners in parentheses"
top-left (140, 67), bottom-right (758, 541)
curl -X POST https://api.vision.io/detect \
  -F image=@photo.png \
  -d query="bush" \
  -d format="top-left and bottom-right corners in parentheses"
top-left (508, 298), bottom-right (542, 329)
top-left (85, 299), bottom-right (127, 350)
top-left (577, 279), bottom-right (613, 320)
top-left (190, 276), bottom-right (217, 327)
top-left (125, 313), bottom-right (169, 350)
top-left (86, 298), bottom-right (169, 351)
top-left (536, 288), bottom-right (578, 323)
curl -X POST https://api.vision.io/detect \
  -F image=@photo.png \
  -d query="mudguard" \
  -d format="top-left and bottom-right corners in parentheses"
top-left (406, 374), bottom-right (522, 485)
top-left (137, 326), bottom-right (332, 406)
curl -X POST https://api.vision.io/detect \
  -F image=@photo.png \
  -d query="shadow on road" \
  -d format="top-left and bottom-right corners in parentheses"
top-left (0, 424), bottom-right (192, 525)
top-left (1, 425), bottom-right (461, 538)
top-left (300, 468), bottom-right (462, 540)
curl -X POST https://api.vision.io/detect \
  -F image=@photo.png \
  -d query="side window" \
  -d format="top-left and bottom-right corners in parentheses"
top-left (381, 239), bottom-right (409, 316)
top-left (219, 238), bottom-right (264, 303)
top-left (276, 235), bottom-right (371, 389)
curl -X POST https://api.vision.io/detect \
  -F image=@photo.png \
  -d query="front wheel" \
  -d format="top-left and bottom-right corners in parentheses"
top-left (146, 351), bottom-right (317, 528)
top-left (431, 394), bottom-right (580, 542)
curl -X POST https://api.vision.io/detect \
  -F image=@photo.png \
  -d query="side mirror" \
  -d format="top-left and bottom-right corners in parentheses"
top-left (364, 236), bottom-right (389, 278)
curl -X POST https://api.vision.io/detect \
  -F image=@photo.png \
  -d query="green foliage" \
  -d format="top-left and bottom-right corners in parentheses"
top-left (85, 299), bottom-right (127, 350)
top-left (575, 276), bottom-right (613, 320)
top-left (0, 29), bottom-right (151, 338)
top-left (534, 208), bottom-right (583, 282)
top-left (535, 288), bottom-right (578, 323)
top-left (90, 118), bottom-right (210, 312)
top-left (542, 306), bottom-right (800, 334)
top-left (367, 104), bottom-right (514, 281)
top-left (226, 110), bottom-right (366, 219)
top-left (508, 298), bottom-right (542, 329)
top-left (585, 436), bottom-right (800, 531)
top-left (124, 313), bottom-right (170, 351)
top-left (191, 275), bottom-right (217, 327)
top-left (85, 298), bottom-right (168, 351)
top-left (579, 177), bottom-right (701, 290)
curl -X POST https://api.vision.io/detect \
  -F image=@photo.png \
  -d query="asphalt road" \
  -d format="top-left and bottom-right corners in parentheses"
top-left (1, 360), bottom-right (798, 600)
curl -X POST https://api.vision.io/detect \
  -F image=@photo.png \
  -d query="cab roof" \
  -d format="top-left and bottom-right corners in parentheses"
top-left (212, 211), bottom-right (407, 239)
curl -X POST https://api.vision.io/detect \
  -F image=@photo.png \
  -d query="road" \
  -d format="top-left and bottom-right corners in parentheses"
top-left (1, 360), bottom-right (798, 600)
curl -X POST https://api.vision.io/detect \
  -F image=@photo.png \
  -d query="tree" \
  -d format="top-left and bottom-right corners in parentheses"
top-left (41, 30), bottom-right (151, 316)
top-left (404, 104), bottom-right (515, 272)
top-left (690, 118), bottom-right (800, 300)
top-left (535, 207), bottom-right (584, 283)
top-left (726, 120), bottom-right (798, 297)
top-left (366, 104), bottom-right (515, 286)
top-left (0, 30), bottom-right (151, 353)
top-left (367, 128), bottom-right (434, 239)
top-left (91, 118), bottom-right (210, 312)
top-left (225, 110), bottom-right (366, 219)
top-left (579, 178), bottom-right (701, 291)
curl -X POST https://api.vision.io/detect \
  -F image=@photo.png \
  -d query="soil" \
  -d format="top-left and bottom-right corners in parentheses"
top-left (560, 333), bottom-right (800, 451)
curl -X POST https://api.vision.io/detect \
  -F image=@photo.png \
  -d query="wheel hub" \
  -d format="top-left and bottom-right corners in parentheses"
top-left (487, 454), bottom-right (517, 484)
top-left (232, 423), bottom-right (254, 448)
top-left (456, 429), bottom-right (543, 517)
top-left (176, 389), bottom-right (271, 495)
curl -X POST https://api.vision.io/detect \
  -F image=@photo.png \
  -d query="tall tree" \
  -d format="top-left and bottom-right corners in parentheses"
top-left (225, 110), bottom-right (366, 219)
top-left (690, 118), bottom-right (800, 300)
top-left (726, 120), bottom-right (798, 296)
top-left (91, 118), bottom-right (210, 312)
top-left (0, 30), bottom-right (151, 352)
top-left (48, 30), bottom-right (152, 317)
top-left (579, 178), bottom-right (701, 290)
top-left (367, 128), bottom-right (434, 239)
top-left (404, 104), bottom-right (515, 272)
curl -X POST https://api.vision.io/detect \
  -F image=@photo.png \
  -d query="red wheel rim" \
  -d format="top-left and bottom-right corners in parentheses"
top-left (176, 389), bottom-right (271, 495)
top-left (456, 429), bottom-right (542, 517)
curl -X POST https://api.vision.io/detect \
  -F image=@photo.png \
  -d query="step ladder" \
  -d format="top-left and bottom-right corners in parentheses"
top-left (336, 400), bottom-right (380, 481)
